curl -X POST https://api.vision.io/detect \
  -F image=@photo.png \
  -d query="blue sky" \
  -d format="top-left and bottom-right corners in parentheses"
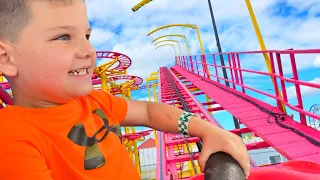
top-left (0, 1), bottom-right (318, 135)
top-left (84, 0), bottom-right (320, 135)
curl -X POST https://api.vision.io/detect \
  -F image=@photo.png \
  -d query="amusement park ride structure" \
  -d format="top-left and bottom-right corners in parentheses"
top-left (1, 0), bottom-right (320, 180)
top-left (132, 0), bottom-right (320, 180)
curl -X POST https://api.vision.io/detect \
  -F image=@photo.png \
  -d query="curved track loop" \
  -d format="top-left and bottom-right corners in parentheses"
top-left (0, 82), bottom-right (10, 90)
top-left (92, 73), bottom-right (99, 80)
top-left (92, 75), bottom-right (143, 94)
top-left (0, 84), bottom-right (13, 106)
top-left (92, 51), bottom-right (132, 80)
top-left (96, 51), bottom-right (132, 72)
top-left (92, 75), bottom-right (143, 86)
top-left (122, 129), bottom-right (154, 141)
top-left (108, 75), bottom-right (143, 87)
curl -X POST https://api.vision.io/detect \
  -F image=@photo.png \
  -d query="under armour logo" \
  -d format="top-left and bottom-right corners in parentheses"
top-left (67, 108), bottom-right (122, 170)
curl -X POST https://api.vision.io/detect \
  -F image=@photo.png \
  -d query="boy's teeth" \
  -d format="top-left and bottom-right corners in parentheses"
top-left (68, 68), bottom-right (88, 76)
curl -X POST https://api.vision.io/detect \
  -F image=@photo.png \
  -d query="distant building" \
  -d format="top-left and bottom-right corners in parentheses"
top-left (249, 148), bottom-right (288, 166)
top-left (243, 136), bottom-right (288, 166)
top-left (138, 138), bottom-right (156, 180)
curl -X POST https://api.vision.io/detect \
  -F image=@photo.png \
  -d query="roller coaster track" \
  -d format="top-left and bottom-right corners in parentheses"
top-left (96, 51), bottom-right (132, 72)
top-left (92, 75), bottom-right (143, 87)
top-left (157, 66), bottom-right (260, 179)
top-left (173, 64), bottom-right (320, 160)
top-left (157, 48), bottom-right (320, 179)
top-left (0, 82), bottom-right (9, 90)
top-left (172, 48), bottom-right (320, 163)
top-left (0, 85), bottom-right (12, 106)
top-left (92, 75), bottom-right (143, 95)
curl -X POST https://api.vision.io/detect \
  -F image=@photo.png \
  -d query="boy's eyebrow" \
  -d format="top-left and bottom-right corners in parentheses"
top-left (47, 26), bottom-right (92, 32)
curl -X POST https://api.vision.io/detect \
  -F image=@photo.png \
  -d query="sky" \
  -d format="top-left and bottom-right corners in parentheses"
top-left (84, 0), bottom-right (320, 134)
top-left (0, 0), bottom-right (318, 142)
top-left (0, 0), bottom-right (319, 168)
top-left (86, 0), bottom-right (320, 79)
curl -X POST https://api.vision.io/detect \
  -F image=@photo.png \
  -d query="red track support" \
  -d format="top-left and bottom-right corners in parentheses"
top-left (157, 49), bottom-right (320, 180)
top-left (156, 66), bottom-right (259, 179)
top-left (173, 49), bottom-right (320, 163)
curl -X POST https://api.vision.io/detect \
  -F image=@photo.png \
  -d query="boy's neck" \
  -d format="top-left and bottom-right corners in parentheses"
top-left (11, 89), bottom-right (60, 109)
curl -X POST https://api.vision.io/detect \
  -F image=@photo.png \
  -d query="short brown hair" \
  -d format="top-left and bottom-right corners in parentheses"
top-left (0, 0), bottom-right (82, 41)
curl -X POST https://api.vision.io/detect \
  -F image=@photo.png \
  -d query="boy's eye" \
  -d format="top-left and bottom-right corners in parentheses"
top-left (54, 34), bottom-right (70, 41)
top-left (86, 34), bottom-right (90, 40)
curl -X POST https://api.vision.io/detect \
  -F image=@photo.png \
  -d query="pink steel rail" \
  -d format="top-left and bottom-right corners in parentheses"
top-left (0, 85), bottom-right (12, 106)
top-left (158, 66), bottom-right (203, 180)
top-left (96, 51), bottom-right (132, 72)
top-left (176, 49), bottom-right (320, 126)
top-left (157, 66), bottom-right (261, 179)
top-left (160, 48), bottom-right (320, 179)
top-left (173, 65), bottom-right (320, 163)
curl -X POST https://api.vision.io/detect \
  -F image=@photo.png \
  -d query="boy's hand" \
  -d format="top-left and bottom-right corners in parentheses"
top-left (197, 126), bottom-right (250, 179)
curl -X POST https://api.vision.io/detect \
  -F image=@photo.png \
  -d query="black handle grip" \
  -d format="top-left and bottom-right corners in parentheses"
top-left (204, 152), bottom-right (245, 180)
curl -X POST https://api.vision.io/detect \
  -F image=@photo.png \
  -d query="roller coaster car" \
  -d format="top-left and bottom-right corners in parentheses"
top-left (190, 152), bottom-right (320, 180)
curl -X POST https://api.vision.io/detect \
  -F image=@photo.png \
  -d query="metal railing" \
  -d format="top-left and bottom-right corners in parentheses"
top-left (176, 49), bottom-right (320, 127)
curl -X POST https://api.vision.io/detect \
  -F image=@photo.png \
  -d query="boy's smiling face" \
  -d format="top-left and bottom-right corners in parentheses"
top-left (3, 0), bottom-right (97, 107)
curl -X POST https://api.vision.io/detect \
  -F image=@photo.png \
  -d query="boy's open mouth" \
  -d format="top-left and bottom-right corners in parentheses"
top-left (68, 68), bottom-right (89, 76)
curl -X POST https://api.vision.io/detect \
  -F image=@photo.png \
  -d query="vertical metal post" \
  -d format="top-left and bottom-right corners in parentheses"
top-left (290, 53), bottom-right (307, 125)
top-left (207, 0), bottom-right (240, 129)
top-left (245, 0), bottom-right (286, 113)
top-left (207, 0), bottom-right (229, 87)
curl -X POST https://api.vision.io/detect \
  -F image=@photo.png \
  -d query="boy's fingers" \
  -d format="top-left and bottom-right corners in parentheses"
top-left (227, 141), bottom-right (250, 178)
top-left (198, 143), bottom-right (219, 173)
top-left (198, 150), bottom-right (210, 172)
top-left (236, 137), bottom-right (251, 178)
top-left (237, 149), bottom-right (250, 179)
top-left (241, 159), bottom-right (250, 179)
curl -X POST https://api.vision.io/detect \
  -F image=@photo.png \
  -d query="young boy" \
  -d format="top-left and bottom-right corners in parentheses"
top-left (0, 0), bottom-right (250, 179)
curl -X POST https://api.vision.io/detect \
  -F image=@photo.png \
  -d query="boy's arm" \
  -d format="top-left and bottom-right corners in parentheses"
top-left (121, 99), bottom-right (212, 138)
top-left (121, 99), bottom-right (250, 178)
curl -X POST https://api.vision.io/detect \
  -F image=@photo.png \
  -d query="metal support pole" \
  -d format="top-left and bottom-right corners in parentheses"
top-left (207, 0), bottom-right (229, 87)
top-left (207, 0), bottom-right (240, 129)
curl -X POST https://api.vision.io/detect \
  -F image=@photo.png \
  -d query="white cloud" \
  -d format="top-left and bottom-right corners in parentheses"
top-left (90, 28), bottom-right (115, 47)
top-left (111, 42), bottom-right (173, 80)
top-left (286, 78), bottom-right (320, 99)
top-left (286, 0), bottom-right (319, 11)
top-left (85, 0), bottom-right (320, 82)
top-left (314, 55), bottom-right (320, 67)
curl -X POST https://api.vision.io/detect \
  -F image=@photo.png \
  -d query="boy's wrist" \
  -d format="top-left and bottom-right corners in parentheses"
top-left (187, 116), bottom-right (219, 139)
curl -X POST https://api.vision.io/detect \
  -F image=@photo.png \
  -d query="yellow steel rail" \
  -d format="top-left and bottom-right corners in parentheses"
top-left (132, 0), bottom-right (153, 12)
top-left (155, 44), bottom-right (177, 56)
top-left (245, 0), bottom-right (286, 112)
top-left (154, 39), bottom-right (182, 56)
top-left (148, 24), bottom-right (205, 54)
top-left (152, 34), bottom-right (191, 55)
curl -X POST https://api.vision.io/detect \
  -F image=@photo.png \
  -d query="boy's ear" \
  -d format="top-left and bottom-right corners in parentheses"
top-left (0, 41), bottom-right (17, 77)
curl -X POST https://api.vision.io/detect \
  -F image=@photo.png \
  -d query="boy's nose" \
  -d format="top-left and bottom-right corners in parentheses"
top-left (76, 40), bottom-right (96, 59)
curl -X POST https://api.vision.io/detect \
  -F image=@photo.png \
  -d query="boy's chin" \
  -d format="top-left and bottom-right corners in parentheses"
top-left (67, 84), bottom-right (93, 98)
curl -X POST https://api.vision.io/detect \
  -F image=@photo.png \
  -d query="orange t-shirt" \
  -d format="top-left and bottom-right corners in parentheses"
top-left (0, 90), bottom-right (140, 180)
